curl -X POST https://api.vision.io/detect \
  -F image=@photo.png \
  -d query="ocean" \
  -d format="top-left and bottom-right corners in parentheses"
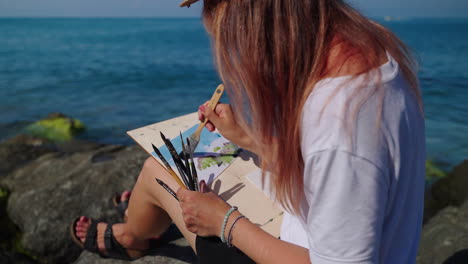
top-left (0, 18), bottom-right (467, 170)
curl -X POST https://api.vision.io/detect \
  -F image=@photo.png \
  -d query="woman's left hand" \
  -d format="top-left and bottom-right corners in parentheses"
top-left (177, 181), bottom-right (231, 237)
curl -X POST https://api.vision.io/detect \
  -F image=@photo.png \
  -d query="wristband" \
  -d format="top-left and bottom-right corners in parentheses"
top-left (227, 215), bottom-right (246, 247)
top-left (220, 206), bottom-right (238, 243)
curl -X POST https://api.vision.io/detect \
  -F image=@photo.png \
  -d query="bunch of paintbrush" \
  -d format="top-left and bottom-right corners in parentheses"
top-left (152, 131), bottom-right (199, 192)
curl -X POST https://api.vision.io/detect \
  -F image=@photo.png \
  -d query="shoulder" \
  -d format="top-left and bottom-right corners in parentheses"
top-left (300, 53), bottom-right (422, 168)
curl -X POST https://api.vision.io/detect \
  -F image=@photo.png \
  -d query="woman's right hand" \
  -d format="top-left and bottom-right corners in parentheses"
top-left (198, 102), bottom-right (258, 154)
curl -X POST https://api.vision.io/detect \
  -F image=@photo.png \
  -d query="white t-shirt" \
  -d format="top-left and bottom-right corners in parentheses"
top-left (280, 53), bottom-right (426, 264)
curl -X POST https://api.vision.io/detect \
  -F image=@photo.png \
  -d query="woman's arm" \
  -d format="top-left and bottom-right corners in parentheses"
top-left (227, 210), bottom-right (311, 264)
top-left (177, 182), bottom-right (311, 264)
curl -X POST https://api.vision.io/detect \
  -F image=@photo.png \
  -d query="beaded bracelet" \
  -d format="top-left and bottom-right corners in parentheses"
top-left (227, 215), bottom-right (246, 247)
top-left (220, 206), bottom-right (238, 243)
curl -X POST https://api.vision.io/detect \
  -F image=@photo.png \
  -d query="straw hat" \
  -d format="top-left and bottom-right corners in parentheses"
top-left (180, 0), bottom-right (200, 7)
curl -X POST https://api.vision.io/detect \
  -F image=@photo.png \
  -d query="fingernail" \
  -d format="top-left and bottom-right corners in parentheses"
top-left (200, 105), bottom-right (206, 112)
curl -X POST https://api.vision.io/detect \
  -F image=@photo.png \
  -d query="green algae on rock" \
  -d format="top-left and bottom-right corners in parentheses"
top-left (0, 186), bottom-right (39, 263)
top-left (426, 160), bottom-right (447, 184)
top-left (0, 187), bottom-right (19, 247)
top-left (24, 113), bottom-right (86, 142)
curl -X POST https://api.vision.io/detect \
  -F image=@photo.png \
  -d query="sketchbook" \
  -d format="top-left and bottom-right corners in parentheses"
top-left (127, 112), bottom-right (283, 237)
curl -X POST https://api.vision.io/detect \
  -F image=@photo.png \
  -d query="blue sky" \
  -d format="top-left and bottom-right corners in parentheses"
top-left (0, 0), bottom-right (467, 18)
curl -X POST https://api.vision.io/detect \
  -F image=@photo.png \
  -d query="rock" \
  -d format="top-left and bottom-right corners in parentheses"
top-left (1, 187), bottom-right (19, 253)
top-left (54, 139), bottom-right (104, 153)
top-left (0, 112), bottom-right (101, 180)
top-left (0, 139), bottom-right (53, 178)
top-left (424, 160), bottom-right (468, 223)
top-left (426, 160), bottom-right (447, 185)
top-left (0, 133), bottom-right (102, 179)
top-left (24, 112), bottom-right (86, 142)
top-left (1, 112), bottom-right (199, 263)
top-left (442, 250), bottom-right (468, 264)
top-left (0, 249), bottom-right (37, 264)
top-left (417, 200), bottom-right (468, 264)
top-left (0, 135), bottom-right (54, 263)
top-left (74, 251), bottom-right (192, 264)
top-left (1, 144), bottom-right (154, 263)
top-left (4, 134), bottom-right (51, 146)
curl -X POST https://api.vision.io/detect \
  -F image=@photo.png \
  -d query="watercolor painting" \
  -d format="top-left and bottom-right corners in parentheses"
top-left (152, 124), bottom-right (240, 184)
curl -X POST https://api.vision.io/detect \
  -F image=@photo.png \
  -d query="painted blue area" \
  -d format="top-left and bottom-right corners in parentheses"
top-left (151, 124), bottom-right (222, 167)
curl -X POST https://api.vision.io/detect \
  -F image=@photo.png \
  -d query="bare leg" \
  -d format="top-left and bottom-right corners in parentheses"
top-left (75, 157), bottom-right (197, 257)
top-left (125, 157), bottom-right (197, 247)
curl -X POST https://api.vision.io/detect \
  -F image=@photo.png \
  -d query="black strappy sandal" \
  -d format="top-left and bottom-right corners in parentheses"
top-left (70, 217), bottom-right (146, 261)
top-left (112, 192), bottom-right (130, 220)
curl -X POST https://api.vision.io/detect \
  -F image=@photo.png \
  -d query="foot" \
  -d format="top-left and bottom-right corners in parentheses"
top-left (74, 216), bottom-right (148, 259)
top-left (114, 191), bottom-right (162, 240)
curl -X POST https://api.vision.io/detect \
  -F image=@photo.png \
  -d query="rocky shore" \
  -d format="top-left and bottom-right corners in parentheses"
top-left (1, 113), bottom-right (467, 263)
top-left (0, 114), bottom-right (196, 264)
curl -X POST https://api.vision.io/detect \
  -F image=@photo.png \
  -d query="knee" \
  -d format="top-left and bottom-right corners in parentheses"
top-left (137, 157), bottom-right (162, 183)
top-left (138, 157), bottom-right (174, 206)
top-left (143, 157), bottom-right (160, 170)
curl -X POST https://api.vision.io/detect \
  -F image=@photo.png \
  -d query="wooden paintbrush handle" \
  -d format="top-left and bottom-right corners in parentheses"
top-left (195, 84), bottom-right (225, 135)
top-left (207, 84), bottom-right (225, 110)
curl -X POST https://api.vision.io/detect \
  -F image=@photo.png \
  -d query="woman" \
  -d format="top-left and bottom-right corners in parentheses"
top-left (72, 0), bottom-right (425, 263)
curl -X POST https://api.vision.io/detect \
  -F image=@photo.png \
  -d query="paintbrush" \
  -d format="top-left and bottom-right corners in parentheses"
top-left (180, 132), bottom-right (195, 190)
top-left (187, 84), bottom-right (224, 154)
top-left (160, 132), bottom-right (192, 189)
top-left (155, 178), bottom-right (179, 201)
top-left (179, 0), bottom-right (199, 8)
top-left (152, 143), bottom-right (186, 189)
top-left (187, 138), bottom-right (199, 191)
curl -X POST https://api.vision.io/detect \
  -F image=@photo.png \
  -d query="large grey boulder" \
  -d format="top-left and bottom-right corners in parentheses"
top-left (424, 160), bottom-right (468, 223)
top-left (0, 137), bottom-right (53, 178)
top-left (0, 134), bottom-right (103, 179)
top-left (1, 144), bottom-right (195, 263)
top-left (74, 251), bottom-right (191, 264)
top-left (417, 200), bottom-right (468, 264)
top-left (0, 249), bottom-right (36, 264)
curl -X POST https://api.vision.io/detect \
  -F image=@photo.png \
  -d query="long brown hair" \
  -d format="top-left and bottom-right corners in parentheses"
top-left (202, 0), bottom-right (420, 215)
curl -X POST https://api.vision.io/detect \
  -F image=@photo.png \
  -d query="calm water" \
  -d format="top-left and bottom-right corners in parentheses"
top-left (0, 18), bottom-right (467, 170)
